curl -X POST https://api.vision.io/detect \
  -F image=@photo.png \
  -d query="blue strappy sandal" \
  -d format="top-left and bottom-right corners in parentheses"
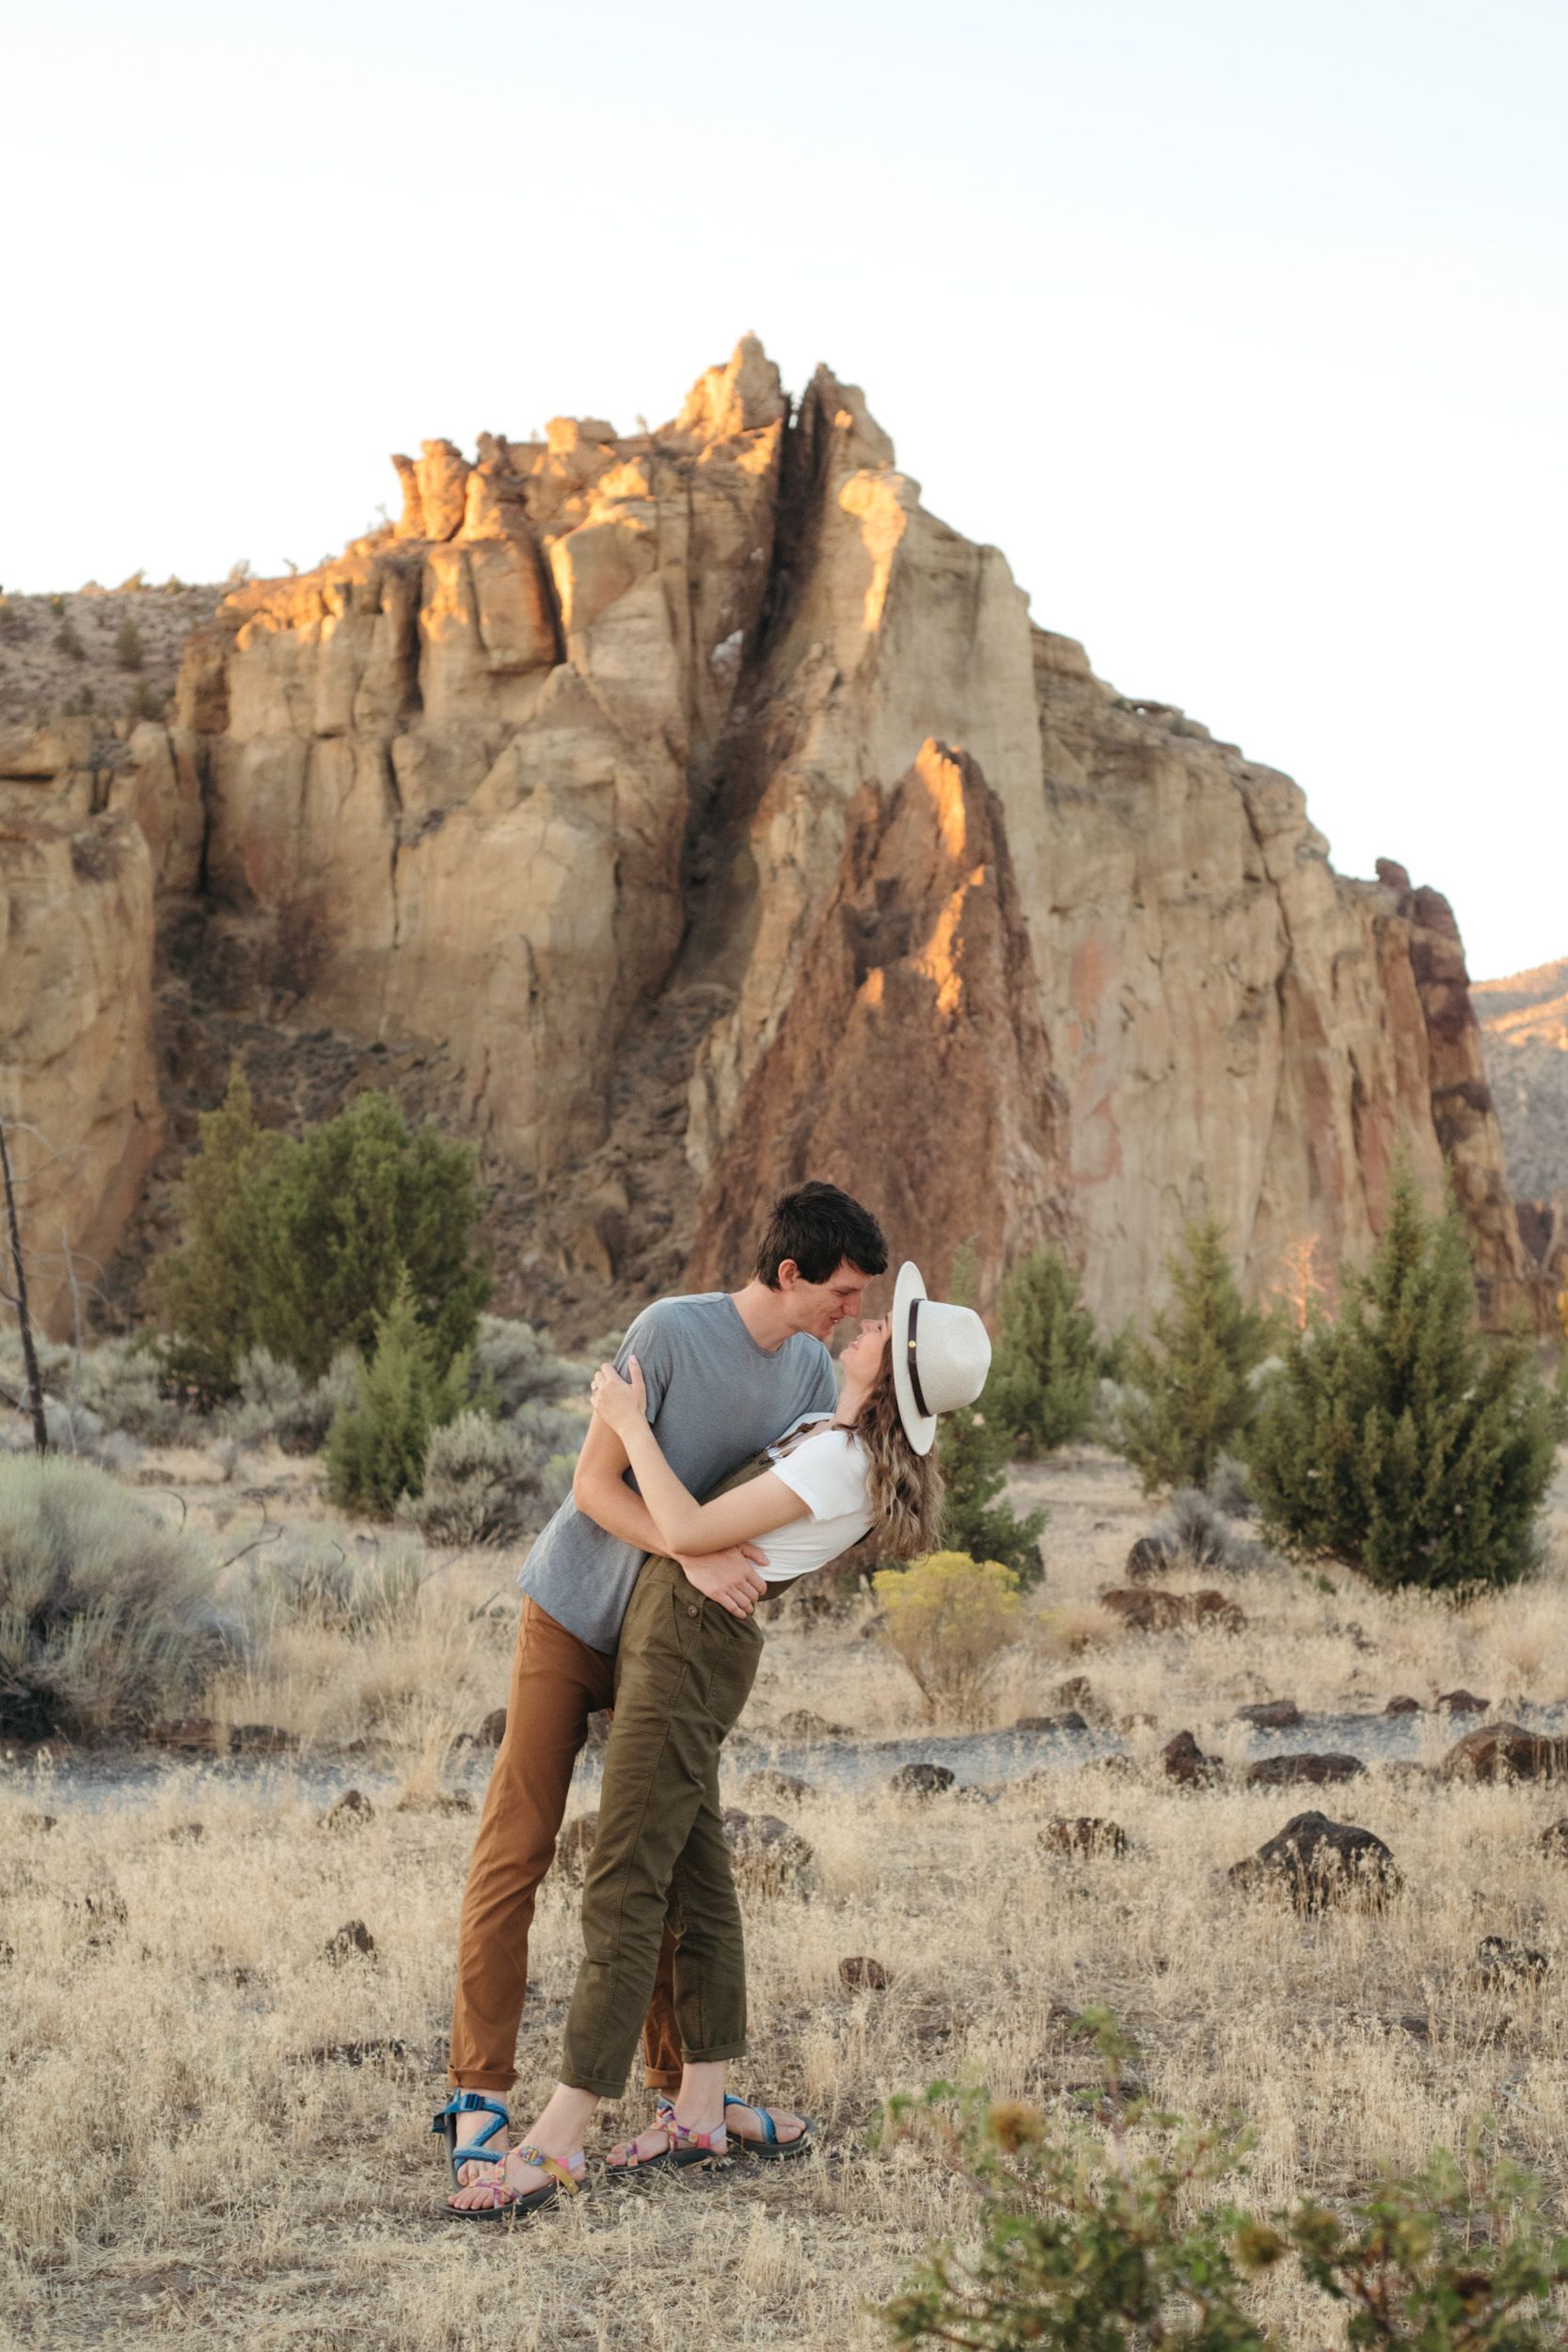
top-left (431, 2090), bottom-right (511, 2186)
top-left (723, 2091), bottom-right (816, 2160)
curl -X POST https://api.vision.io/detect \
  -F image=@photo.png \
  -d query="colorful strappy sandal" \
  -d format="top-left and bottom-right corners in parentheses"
top-left (605, 2101), bottom-right (729, 2176)
top-left (431, 2090), bottom-right (510, 2186)
top-left (722, 2091), bottom-right (816, 2160)
top-left (446, 2142), bottom-right (585, 2221)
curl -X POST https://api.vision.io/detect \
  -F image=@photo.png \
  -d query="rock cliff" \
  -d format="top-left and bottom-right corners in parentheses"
top-left (0, 340), bottom-right (1546, 1339)
top-left (1475, 956), bottom-right (1568, 1307)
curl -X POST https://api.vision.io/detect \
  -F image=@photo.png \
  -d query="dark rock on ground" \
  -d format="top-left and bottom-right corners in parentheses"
top-left (839, 1955), bottom-right (892, 1991)
top-left (1384, 1694), bottom-right (1422, 1715)
top-left (1162, 1729), bottom-right (1222, 1786)
top-left (321, 1788), bottom-right (374, 1832)
top-left (1437, 1723), bottom-right (1568, 1782)
top-left (1055, 1676), bottom-right (1097, 1710)
top-left (306, 2037), bottom-right (411, 2066)
top-left (1244, 1752), bottom-right (1365, 1787)
top-left (1538, 1818), bottom-right (1568, 1857)
top-left (325, 1918), bottom-right (376, 1963)
top-left (1101, 1587), bottom-right (1245, 1634)
top-left (1038, 1816), bottom-right (1128, 1857)
top-left (477, 1707), bottom-right (508, 1746)
top-left (776, 1708), bottom-right (850, 1740)
top-left (166, 1820), bottom-right (205, 1844)
top-left (722, 1807), bottom-right (814, 1892)
top-left (1235, 1698), bottom-right (1303, 1730)
top-left (741, 1769), bottom-right (816, 1805)
top-left (19, 1811), bottom-right (56, 1833)
top-left (556, 1812), bottom-right (598, 1881)
top-left (146, 1718), bottom-right (220, 1753)
top-left (1125, 1534), bottom-right (1176, 1581)
top-left (230, 1723), bottom-right (299, 1755)
top-left (1475, 1936), bottom-right (1549, 1987)
top-left (1437, 1689), bottom-right (1491, 1713)
top-left (890, 1761), bottom-right (957, 1797)
top-left (1015, 1710), bottom-right (1089, 1735)
top-left (1228, 1810), bottom-right (1401, 1911)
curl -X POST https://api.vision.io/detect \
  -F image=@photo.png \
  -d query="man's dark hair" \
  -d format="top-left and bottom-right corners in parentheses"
top-left (753, 1181), bottom-right (888, 1289)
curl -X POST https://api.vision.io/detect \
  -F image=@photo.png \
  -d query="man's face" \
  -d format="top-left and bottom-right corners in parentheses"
top-left (776, 1258), bottom-right (874, 1343)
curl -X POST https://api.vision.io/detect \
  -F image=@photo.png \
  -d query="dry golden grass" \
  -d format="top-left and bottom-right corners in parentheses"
top-left (3, 1443), bottom-right (1567, 2349)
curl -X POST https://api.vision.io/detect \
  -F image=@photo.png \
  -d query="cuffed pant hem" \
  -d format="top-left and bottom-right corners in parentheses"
top-left (642, 2067), bottom-right (683, 2092)
top-left (449, 2070), bottom-right (516, 2094)
top-left (683, 2040), bottom-right (748, 2064)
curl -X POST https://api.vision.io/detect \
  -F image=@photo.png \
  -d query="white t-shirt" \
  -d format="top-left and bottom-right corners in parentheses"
top-left (753, 1416), bottom-right (874, 1583)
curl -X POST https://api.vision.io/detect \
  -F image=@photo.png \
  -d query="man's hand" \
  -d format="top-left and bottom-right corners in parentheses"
top-left (677, 1544), bottom-right (769, 1619)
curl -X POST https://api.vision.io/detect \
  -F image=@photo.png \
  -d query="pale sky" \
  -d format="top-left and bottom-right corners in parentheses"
top-left (8, 0), bottom-right (1564, 980)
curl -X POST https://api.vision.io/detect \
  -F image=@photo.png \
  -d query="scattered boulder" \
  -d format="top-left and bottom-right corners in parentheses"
top-left (1015, 1710), bottom-right (1089, 1735)
top-left (1436, 1689), bottom-right (1491, 1714)
top-left (325, 1918), bottom-right (376, 1963)
top-left (146, 1718), bottom-right (221, 1754)
top-left (1436, 1723), bottom-right (1568, 1783)
top-left (1038, 1816), bottom-right (1128, 1858)
top-left (229, 1723), bottom-right (299, 1755)
top-left (1228, 1811), bottom-right (1400, 1911)
top-left (1054, 1676), bottom-right (1097, 1710)
top-left (1162, 1730), bottom-right (1222, 1787)
top-left (839, 1955), bottom-right (892, 1991)
top-left (1383, 1694), bottom-right (1422, 1716)
top-left (165, 1820), bottom-right (205, 1845)
top-left (1101, 1588), bottom-right (1245, 1635)
top-left (721, 1807), bottom-right (814, 1894)
top-left (1475, 1936), bottom-right (1549, 1988)
top-left (776, 1709), bottom-right (849, 1740)
top-left (1235, 1698), bottom-right (1303, 1730)
top-left (19, 1811), bottom-right (56, 1834)
top-left (320, 1788), bottom-right (374, 1832)
top-left (556, 1812), bottom-right (598, 1882)
top-left (889, 1761), bottom-right (957, 1798)
top-left (1244, 1753), bottom-right (1365, 1788)
top-left (1538, 1819), bottom-right (1568, 1858)
top-left (477, 1708), bottom-right (508, 1747)
top-left (1125, 1535), bottom-right (1175, 1581)
top-left (741, 1769), bottom-right (816, 1805)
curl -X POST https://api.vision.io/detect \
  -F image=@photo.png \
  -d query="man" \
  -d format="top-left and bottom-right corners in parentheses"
top-left (434, 1179), bottom-right (887, 2185)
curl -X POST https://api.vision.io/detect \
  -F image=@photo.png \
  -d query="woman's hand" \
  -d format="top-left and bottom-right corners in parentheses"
top-left (590, 1357), bottom-right (647, 1434)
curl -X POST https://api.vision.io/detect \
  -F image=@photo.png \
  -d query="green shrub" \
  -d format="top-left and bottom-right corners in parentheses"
top-left (400, 1408), bottom-right (549, 1547)
top-left (881, 2015), bottom-right (1568, 2352)
top-left (325, 1274), bottom-right (467, 1518)
top-left (1249, 1169), bottom-right (1559, 1593)
top-left (1119, 1219), bottom-right (1272, 1494)
top-left (0, 1456), bottom-right (227, 1739)
top-left (938, 1402), bottom-right (1047, 1583)
top-left (157, 1071), bottom-right (489, 1395)
top-left (987, 1248), bottom-right (1100, 1457)
top-left (115, 616), bottom-right (144, 670)
top-left (222, 1347), bottom-right (359, 1454)
top-left (873, 1550), bottom-right (1021, 1722)
top-left (55, 620), bottom-right (86, 660)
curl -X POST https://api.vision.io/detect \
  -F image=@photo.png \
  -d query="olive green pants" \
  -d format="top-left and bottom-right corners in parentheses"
top-left (560, 1549), bottom-right (768, 2098)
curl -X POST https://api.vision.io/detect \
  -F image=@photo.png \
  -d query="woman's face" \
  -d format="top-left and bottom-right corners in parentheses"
top-left (842, 1315), bottom-right (891, 1382)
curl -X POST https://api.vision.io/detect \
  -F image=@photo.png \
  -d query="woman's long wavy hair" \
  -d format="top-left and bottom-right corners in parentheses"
top-left (855, 1348), bottom-right (943, 1560)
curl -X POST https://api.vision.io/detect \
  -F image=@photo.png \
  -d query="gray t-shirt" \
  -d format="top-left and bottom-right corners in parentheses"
top-left (515, 1292), bottom-right (835, 1652)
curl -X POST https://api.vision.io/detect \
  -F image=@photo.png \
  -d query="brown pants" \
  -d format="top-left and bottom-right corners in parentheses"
top-left (447, 1596), bottom-right (681, 2096)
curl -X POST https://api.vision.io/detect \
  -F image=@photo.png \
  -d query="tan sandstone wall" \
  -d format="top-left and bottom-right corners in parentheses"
top-left (0, 339), bottom-right (1543, 1339)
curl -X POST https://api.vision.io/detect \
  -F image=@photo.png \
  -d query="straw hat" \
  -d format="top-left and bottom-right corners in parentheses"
top-left (890, 1260), bottom-right (992, 1455)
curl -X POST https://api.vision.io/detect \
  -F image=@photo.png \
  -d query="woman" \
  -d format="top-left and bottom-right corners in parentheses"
top-left (447, 1262), bottom-right (990, 2217)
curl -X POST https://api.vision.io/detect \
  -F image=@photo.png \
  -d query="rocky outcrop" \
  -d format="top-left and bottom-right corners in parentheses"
top-left (0, 338), bottom-right (1547, 1340)
top-left (0, 792), bottom-right (161, 1334)
top-left (1474, 956), bottom-right (1568, 1310)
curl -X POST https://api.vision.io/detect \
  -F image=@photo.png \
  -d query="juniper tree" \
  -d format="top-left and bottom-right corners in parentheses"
top-left (933, 1244), bottom-right (1047, 1582)
top-left (987, 1247), bottom-right (1099, 1457)
top-left (325, 1270), bottom-right (468, 1518)
top-left (1249, 1168), bottom-right (1559, 1593)
top-left (1119, 1218), bottom-right (1271, 1494)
